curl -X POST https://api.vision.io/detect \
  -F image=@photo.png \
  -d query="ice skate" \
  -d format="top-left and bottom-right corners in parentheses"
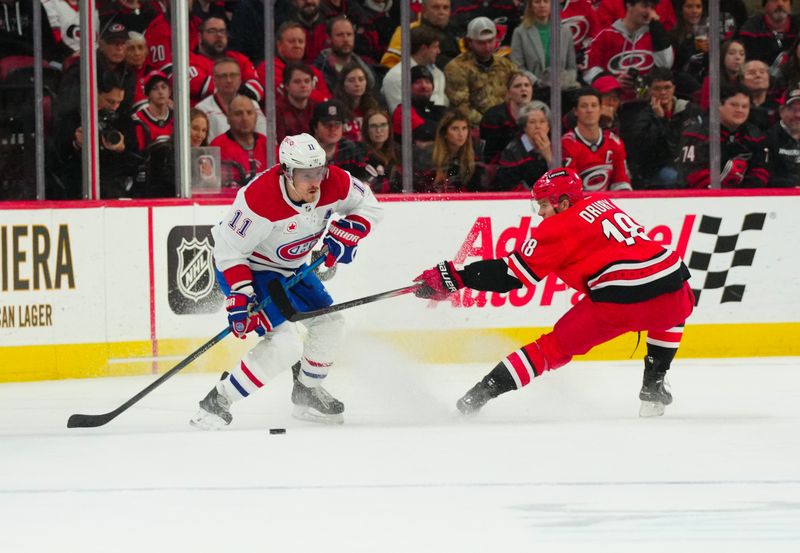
top-left (291, 362), bottom-right (344, 424)
top-left (639, 356), bottom-right (673, 417)
top-left (190, 381), bottom-right (233, 430)
top-left (456, 376), bottom-right (502, 415)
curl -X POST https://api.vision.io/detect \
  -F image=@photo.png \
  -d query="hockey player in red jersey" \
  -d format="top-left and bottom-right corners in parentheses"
top-left (414, 168), bottom-right (694, 417)
top-left (190, 133), bottom-right (383, 429)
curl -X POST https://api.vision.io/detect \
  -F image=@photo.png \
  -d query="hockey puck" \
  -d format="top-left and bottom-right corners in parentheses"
top-left (269, 428), bottom-right (286, 435)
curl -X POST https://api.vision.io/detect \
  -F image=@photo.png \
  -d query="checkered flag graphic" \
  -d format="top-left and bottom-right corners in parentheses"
top-left (686, 213), bottom-right (766, 304)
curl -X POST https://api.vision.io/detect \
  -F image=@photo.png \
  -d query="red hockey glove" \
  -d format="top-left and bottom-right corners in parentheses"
top-left (323, 215), bottom-right (371, 267)
top-left (226, 285), bottom-right (266, 339)
top-left (413, 261), bottom-right (465, 300)
top-left (720, 158), bottom-right (747, 187)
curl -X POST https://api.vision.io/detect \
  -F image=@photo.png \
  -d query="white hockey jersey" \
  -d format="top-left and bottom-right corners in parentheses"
top-left (41, 0), bottom-right (97, 54)
top-left (212, 164), bottom-right (384, 287)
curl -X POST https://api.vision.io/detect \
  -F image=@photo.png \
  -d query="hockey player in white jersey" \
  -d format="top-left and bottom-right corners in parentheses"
top-left (190, 133), bottom-right (383, 429)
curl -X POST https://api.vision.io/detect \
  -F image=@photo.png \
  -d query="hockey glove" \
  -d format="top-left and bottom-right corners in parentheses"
top-left (720, 158), bottom-right (747, 187)
top-left (413, 261), bottom-right (465, 301)
top-left (323, 215), bottom-right (370, 268)
top-left (226, 285), bottom-right (266, 339)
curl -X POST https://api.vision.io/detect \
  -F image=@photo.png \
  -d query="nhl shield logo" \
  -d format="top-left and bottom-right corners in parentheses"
top-left (176, 237), bottom-right (215, 302)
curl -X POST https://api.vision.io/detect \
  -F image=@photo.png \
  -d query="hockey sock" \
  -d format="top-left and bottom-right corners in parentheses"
top-left (485, 360), bottom-right (521, 395)
top-left (646, 325), bottom-right (683, 366)
top-left (219, 360), bottom-right (265, 401)
top-left (298, 356), bottom-right (332, 387)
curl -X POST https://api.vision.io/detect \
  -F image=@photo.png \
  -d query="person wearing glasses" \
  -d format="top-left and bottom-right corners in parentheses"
top-left (189, 15), bottom-right (263, 105)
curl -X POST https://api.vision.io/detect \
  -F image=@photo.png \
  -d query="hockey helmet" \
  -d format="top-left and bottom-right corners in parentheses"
top-left (532, 168), bottom-right (584, 207)
top-left (279, 133), bottom-right (326, 174)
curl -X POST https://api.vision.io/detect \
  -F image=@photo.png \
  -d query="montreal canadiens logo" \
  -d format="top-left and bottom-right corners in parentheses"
top-left (608, 50), bottom-right (655, 74)
top-left (580, 165), bottom-right (612, 191)
top-left (277, 231), bottom-right (324, 261)
top-left (562, 16), bottom-right (590, 45)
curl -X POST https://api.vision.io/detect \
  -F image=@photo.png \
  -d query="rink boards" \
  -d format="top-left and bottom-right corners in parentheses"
top-left (1, 190), bottom-right (799, 382)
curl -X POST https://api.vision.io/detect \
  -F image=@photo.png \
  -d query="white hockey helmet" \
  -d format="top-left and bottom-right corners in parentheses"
top-left (279, 133), bottom-right (326, 175)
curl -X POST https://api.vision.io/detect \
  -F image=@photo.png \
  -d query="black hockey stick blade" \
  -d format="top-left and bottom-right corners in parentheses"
top-left (67, 253), bottom-right (327, 429)
top-left (288, 284), bottom-right (421, 323)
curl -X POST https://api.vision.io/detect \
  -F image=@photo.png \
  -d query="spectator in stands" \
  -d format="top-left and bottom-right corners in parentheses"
top-left (562, 87), bottom-right (632, 191)
top-left (382, 25), bottom-right (448, 112)
top-left (413, 109), bottom-right (483, 192)
top-left (132, 70), bottom-right (174, 151)
top-left (382, 0), bottom-right (463, 70)
top-left (628, 68), bottom-right (694, 188)
top-left (722, 38), bottom-right (746, 84)
top-left (276, 62), bottom-right (318, 142)
top-left (311, 99), bottom-right (369, 179)
top-left (333, 63), bottom-right (381, 142)
top-left (191, 0), bottom-right (229, 21)
top-left (41, 0), bottom-right (92, 58)
top-left (743, 59), bottom-right (779, 131)
top-left (357, 0), bottom-right (397, 65)
top-left (562, 74), bottom-right (622, 133)
top-left (775, 35), bottom-right (800, 93)
top-left (190, 108), bottom-right (210, 147)
top-left (737, 0), bottom-right (799, 67)
top-left (480, 71), bottom-right (536, 163)
top-left (670, 0), bottom-right (708, 96)
top-left (56, 73), bottom-right (140, 198)
top-left (125, 31), bottom-right (149, 112)
top-left (509, 0), bottom-right (578, 94)
top-left (99, 0), bottom-right (159, 34)
top-left (363, 108), bottom-right (399, 193)
top-left (561, 0), bottom-right (601, 70)
top-left (596, 0), bottom-right (676, 31)
top-left (678, 83), bottom-right (769, 188)
top-left (144, 0), bottom-right (202, 74)
top-left (392, 65), bottom-right (446, 144)
top-left (189, 16), bottom-right (262, 105)
top-left (291, 0), bottom-right (329, 64)
top-left (493, 101), bottom-right (552, 191)
top-left (584, 0), bottom-right (674, 107)
top-left (227, 0), bottom-right (295, 63)
top-left (259, 21), bottom-right (331, 104)
top-left (445, 17), bottom-right (518, 127)
top-left (448, 0), bottom-right (523, 42)
top-left (314, 15), bottom-right (376, 92)
top-left (766, 88), bottom-right (800, 187)
top-left (210, 94), bottom-right (268, 187)
top-left (195, 58), bottom-right (267, 142)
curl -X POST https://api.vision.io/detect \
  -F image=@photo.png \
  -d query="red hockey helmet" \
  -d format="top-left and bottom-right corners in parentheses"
top-left (532, 168), bottom-right (584, 207)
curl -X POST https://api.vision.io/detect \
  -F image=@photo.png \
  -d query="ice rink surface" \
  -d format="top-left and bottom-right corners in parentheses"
top-left (1, 350), bottom-right (799, 552)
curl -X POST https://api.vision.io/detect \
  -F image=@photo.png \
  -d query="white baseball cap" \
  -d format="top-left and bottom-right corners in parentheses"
top-left (466, 17), bottom-right (497, 41)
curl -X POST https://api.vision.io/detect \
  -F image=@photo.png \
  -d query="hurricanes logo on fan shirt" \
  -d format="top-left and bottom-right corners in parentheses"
top-left (276, 231), bottom-right (325, 261)
top-left (579, 165), bottom-right (613, 191)
top-left (608, 50), bottom-right (655, 73)
top-left (562, 16), bottom-right (590, 45)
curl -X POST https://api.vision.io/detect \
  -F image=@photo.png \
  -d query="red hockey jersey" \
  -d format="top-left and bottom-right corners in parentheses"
top-left (132, 107), bottom-right (174, 150)
top-left (562, 128), bottom-right (631, 191)
top-left (189, 50), bottom-right (263, 105)
top-left (506, 194), bottom-right (688, 304)
top-left (561, 0), bottom-right (600, 63)
top-left (210, 131), bottom-right (268, 187)
top-left (143, 12), bottom-right (201, 73)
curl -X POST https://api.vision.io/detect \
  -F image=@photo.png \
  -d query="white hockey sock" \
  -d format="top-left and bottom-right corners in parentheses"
top-left (299, 357), bottom-right (332, 388)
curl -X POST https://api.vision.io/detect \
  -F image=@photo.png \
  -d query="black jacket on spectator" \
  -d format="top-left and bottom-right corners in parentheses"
top-left (58, 53), bottom-right (137, 124)
top-left (737, 14), bottom-right (800, 66)
top-left (628, 98), bottom-right (697, 186)
top-left (329, 138), bottom-right (368, 182)
top-left (748, 98), bottom-right (780, 133)
top-left (421, 19), bottom-right (463, 71)
top-left (479, 103), bottom-right (518, 163)
top-left (449, 0), bottom-right (522, 45)
top-left (678, 116), bottom-right (769, 188)
top-left (493, 136), bottom-right (549, 191)
top-left (228, 0), bottom-right (294, 64)
top-left (99, 0), bottom-right (160, 34)
top-left (0, 1), bottom-right (71, 61)
top-left (765, 121), bottom-right (800, 188)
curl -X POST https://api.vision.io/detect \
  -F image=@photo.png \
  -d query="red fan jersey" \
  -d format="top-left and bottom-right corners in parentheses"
top-left (560, 0), bottom-right (600, 60)
top-left (210, 131), bottom-right (268, 187)
top-left (562, 128), bottom-right (631, 191)
top-left (189, 50), bottom-right (263, 105)
top-left (143, 12), bottom-right (201, 73)
top-left (261, 58), bottom-right (331, 105)
top-left (132, 107), bottom-right (174, 150)
top-left (506, 194), bottom-right (687, 304)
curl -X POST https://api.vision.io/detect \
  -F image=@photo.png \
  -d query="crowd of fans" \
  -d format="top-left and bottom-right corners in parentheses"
top-left (0, 0), bottom-right (799, 199)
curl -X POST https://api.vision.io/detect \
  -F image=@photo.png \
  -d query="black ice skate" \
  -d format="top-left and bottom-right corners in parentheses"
top-left (639, 356), bottom-right (673, 418)
top-left (291, 362), bottom-right (344, 424)
top-left (190, 374), bottom-right (233, 430)
top-left (456, 376), bottom-right (502, 415)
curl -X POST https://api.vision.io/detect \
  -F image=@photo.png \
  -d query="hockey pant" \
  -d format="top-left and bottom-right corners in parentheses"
top-left (500, 282), bottom-right (695, 389)
top-left (215, 267), bottom-right (345, 402)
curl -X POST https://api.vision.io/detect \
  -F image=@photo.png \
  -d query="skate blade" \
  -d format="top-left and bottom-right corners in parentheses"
top-left (189, 409), bottom-right (229, 430)
top-left (456, 399), bottom-right (482, 416)
top-left (292, 405), bottom-right (344, 425)
top-left (639, 401), bottom-right (667, 418)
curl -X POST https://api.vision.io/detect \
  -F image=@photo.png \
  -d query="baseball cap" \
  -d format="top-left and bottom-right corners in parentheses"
top-left (411, 65), bottom-right (434, 84)
top-left (466, 17), bottom-right (497, 41)
top-left (592, 75), bottom-right (622, 95)
top-left (312, 100), bottom-right (346, 127)
top-left (101, 20), bottom-right (129, 43)
top-left (781, 88), bottom-right (800, 106)
top-left (144, 70), bottom-right (170, 95)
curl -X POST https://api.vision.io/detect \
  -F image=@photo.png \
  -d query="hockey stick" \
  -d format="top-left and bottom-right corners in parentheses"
top-left (274, 284), bottom-right (421, 323)
top-left (66, 253), bottom-right (327, 429)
